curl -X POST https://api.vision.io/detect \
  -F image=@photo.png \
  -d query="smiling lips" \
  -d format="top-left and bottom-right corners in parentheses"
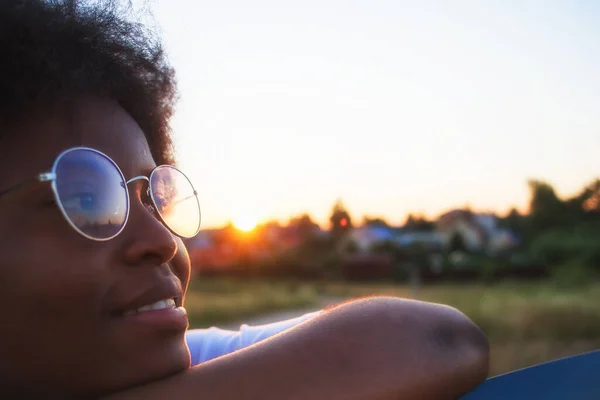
top-left (111, 277), bottom-right (189, 330)
top-left (123, 298), bottom-right (177, 316)
top-left (118, 297), bottom-right (189, 331)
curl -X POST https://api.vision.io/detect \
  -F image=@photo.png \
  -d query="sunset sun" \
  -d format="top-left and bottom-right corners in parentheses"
top-left (233, 215), bottom-right (258, 232)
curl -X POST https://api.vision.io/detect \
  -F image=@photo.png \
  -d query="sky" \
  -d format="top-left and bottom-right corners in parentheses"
top-left (140, 0), bottom-right (600, 229)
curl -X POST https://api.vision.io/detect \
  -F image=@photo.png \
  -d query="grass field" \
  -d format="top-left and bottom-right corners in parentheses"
top-left (185, 278), bottom-right (319, 328)
top-left (185, 278), bottom-right (600, 376)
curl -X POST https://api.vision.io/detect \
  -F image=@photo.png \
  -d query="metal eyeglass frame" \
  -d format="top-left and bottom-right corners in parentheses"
top-left (0, 147), bottom-right (201, 241)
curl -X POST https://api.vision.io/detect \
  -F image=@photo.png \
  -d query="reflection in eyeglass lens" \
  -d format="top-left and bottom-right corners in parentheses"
top-left (55, 149), bottom-right (128, 239)
top-left (150, 166), bottom-right (200, 237)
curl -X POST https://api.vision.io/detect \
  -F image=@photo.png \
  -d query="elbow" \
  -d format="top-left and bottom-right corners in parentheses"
top-left (429, 304), bottom-right (490, 390)
top-left (361, 297), bottom-right (490, 396)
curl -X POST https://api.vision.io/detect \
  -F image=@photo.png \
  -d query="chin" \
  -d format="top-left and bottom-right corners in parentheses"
top-left (129, 339), bottom-right (192, 382)
top-left (88, 336), bottom-right (192, 398)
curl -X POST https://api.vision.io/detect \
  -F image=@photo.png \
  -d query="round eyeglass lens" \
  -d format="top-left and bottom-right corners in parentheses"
top-left (53, 148), bottom-right (129, 240)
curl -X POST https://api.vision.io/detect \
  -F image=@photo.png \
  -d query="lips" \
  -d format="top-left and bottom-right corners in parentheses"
top-left (123, 298), bottom-right (177, 316)
top-left (112, 278), bottom-right (183, 317)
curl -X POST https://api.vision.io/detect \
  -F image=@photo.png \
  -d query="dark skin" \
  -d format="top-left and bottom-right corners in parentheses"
top-left (107, 296), bottom-right (489, 400)
top-left (0, 97), bottom-right (489, 399)
top-left (0, 97), bottom-right (191, 398)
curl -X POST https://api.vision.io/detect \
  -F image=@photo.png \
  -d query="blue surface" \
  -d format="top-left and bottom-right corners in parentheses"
top-left (462, 350), bottom-right (600, 399)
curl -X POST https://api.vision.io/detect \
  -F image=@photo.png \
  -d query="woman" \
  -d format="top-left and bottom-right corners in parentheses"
top-left (0, 1), bottom-right (489, 399)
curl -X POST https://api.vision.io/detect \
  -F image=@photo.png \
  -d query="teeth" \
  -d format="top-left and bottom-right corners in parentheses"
top-left (124, 298), bottom-right (176, 316)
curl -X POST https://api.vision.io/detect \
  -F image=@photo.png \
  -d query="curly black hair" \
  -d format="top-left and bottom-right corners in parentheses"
top-left (0, 0), bottom-right (177, 165)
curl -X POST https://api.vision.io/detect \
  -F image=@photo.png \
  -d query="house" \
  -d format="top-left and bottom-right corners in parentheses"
top-left (488, 228), bottom-right (519, 255)
top-left (337, 226), bottom-right (397, 255)
top-left (394, 231), bottom-right (445, 251)
top-left (436, 209), bottom-right (518, 254)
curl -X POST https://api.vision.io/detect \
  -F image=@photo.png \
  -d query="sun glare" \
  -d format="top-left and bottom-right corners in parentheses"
top-left (233, 216), bottom-right (258, 232)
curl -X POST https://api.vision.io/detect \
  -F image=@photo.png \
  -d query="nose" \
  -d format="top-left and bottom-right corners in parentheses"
top-left (121, 195), bottom-right (178, 266)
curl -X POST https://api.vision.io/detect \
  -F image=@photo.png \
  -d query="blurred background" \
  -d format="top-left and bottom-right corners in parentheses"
top-left (145, 0), bottom-right (600, 377)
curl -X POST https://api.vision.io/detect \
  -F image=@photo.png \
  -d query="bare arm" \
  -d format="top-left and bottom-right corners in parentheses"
top-left (104, 297), bottom-right (489, 400)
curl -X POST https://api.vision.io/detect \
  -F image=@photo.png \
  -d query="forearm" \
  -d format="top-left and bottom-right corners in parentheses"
top-left (103, 297), bottom-right (489, 400)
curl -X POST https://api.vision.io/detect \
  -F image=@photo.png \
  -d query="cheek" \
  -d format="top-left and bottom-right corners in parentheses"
top-left (0, 230), bottom-right (110, 329)
top-left (0, 230), bottom-right (113, 391)
top-left (174, 240), bottom-right (191, 295)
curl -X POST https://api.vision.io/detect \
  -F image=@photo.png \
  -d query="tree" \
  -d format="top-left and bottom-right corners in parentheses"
top-left (527, 179), bottom-right (568, 234)
top-left (499, 207), bottom-right (526, 235)
top-left (573, 179), bottom-right (600, 219)
top-left (288, 213), bottom-right (320, 240)
top-left (404, 213), bottom-right (434, 232)
top-left (329, 199), bottom-right (353, 238)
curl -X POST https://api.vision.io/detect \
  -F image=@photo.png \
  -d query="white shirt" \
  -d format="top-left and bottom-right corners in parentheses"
top-left (185, 311), bottom-right (321, 366)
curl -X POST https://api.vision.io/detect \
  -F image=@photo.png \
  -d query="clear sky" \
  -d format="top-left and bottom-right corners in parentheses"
top-left (142, 0), bottom-right (600, 229)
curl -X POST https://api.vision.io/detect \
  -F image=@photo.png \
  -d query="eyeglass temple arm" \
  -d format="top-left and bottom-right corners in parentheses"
top-left (0, 172), bottom-right (56, 198)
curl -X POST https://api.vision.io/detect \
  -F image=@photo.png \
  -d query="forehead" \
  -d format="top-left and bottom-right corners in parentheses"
top-left (0, 98), bottom-right (156, 187)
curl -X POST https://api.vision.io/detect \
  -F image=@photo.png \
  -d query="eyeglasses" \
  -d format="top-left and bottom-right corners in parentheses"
top-left (0, 147), bottom-right (201, 241)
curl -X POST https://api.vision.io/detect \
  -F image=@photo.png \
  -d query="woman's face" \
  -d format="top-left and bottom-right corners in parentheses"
top-left (0, 98), bottom-right (192, 397)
